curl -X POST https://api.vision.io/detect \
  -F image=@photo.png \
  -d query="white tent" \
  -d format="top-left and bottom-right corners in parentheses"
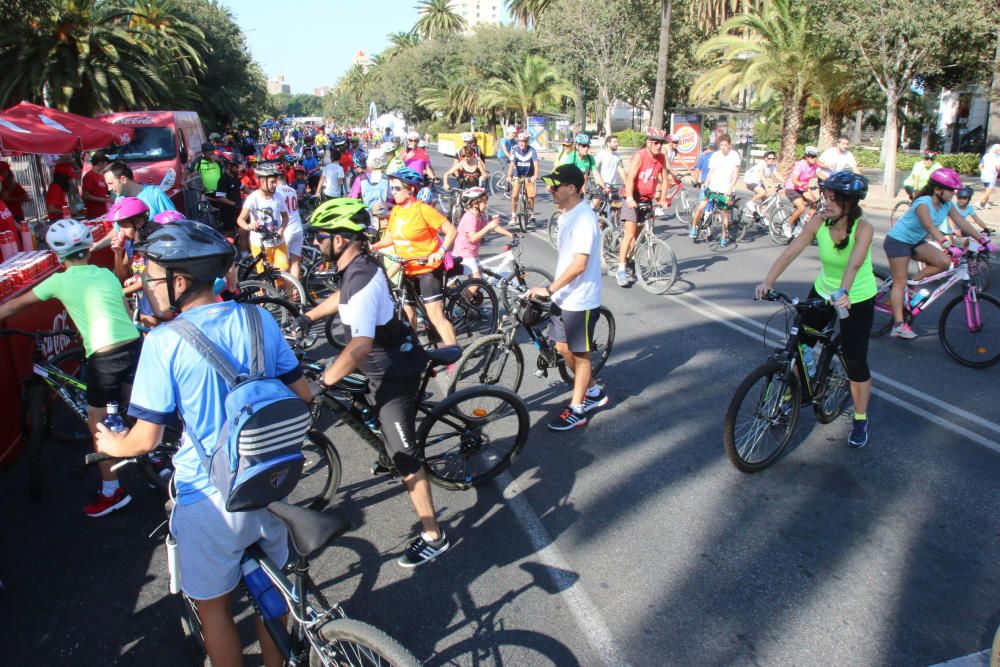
top-left (374, 113), bottom-right (406, 138)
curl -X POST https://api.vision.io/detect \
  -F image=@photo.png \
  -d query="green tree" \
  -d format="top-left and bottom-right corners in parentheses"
top-left (481, 54), bottom-right (573, 125)
top-left (414, 0), bottom-right (467, 40)
top-left (506, 0), bottom-right (553, 27)
top-left (382, 30), bottom-right (421, 61)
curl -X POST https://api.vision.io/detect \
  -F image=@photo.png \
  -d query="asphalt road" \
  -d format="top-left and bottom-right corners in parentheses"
top-left (1, 151), bottom-right (997, 666)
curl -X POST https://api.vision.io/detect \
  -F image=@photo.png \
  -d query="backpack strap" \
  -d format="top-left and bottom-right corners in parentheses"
top-left (244, 304), bottom-right (266, 377)
top-left (168, 318), bottom-right (243, 387)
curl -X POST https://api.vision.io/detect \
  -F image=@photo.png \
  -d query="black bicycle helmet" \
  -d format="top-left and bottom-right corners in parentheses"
top-left (819, 170), bottom-right (869, 200)
top-left (139, 220), bottom-right (236, 284)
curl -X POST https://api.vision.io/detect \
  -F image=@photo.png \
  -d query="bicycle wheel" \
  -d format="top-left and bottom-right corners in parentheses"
top-left (600, 225), bottom-right (622, 274)
top-left (992, 623), bottom-right (1000, 667)
top-left (938, 291), bottom-right (1000, 368)
top-left (446, 278), bottom-right (499, 340)
top-left (488, 171), bottom-right (507, 198)
top-left (417, 385), bottom-right (530, 490)
top-left (324, 313), bottom-right (349, 349)
top-left (730, 208), bottom-right (749, 243)
top-left (447, 333), bottom-right (524, 396)
top-left (546, 211), bottom-right (561, 249)
top-left (768, 207), bottom-right (791, 245)
top-left (813, 351), bottom-right (851, 424)
top-left (46, 347), bottom-right (91, 443)
top-left (287, 430), bottom-right (342, 511)
top-left (500, 265), bottom-right (553, 312)
top-left (870, 269), bottom-right (895, 337)
top-left (674, 189), bottom-right (693, 225)
top-left (723, 361), bottom-right (801, 473)
top-left (303, 262), bottom-right (340, 306)
top-left (277, 270), bottom-right (307, 305)
top-left (243, 295), bottom-right (320, 349)
top-left (557, 306), bottom-right (615, 384)
top-left (634, 236), bottom-right (678, 294)
top-left (177, 594), bottom-right (208, 664)
top-left (889, 200), bottom-right (909, 228)
top-left (234, 279), bottom-right (282, 302)
top-left (309, 618), bottom-right (420, 667)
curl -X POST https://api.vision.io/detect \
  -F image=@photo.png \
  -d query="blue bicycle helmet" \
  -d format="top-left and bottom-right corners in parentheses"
top-left (416, 186), bottom-right (435, 204)
top-left (353, 152), bottom-right (367, 170)
top-left (574, 132), bottom-right (591, 146)
top-left (387, 166), bottom-right (424, 186)
top-left (819, 171), bottom-right (869, 200)
top-left (957, 186), bottom-right (974, 200)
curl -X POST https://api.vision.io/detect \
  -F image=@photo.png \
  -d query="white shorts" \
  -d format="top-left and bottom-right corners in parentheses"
top-left (169, 491), bottom-right (288, 600)
top-left (461, 256), bottom-right (480, 274)
top-left (283, 225), bottom-right (304, 257)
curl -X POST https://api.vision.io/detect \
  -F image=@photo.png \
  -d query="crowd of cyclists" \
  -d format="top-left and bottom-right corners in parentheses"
top-left (3, 115), bottom-right (996, 665)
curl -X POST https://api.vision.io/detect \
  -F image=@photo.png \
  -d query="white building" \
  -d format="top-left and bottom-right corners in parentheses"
top-left (352, 50), bottom-right (372, 72)
top-left (450, 0), bottom-right (502, 30)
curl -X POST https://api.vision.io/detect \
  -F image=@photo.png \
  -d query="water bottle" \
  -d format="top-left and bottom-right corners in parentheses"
top-left (102, 402), bottom-right (126, 433)
top-left (800, 345), bottom-right (817, 378)
top-left (909, 288), bottom-right (930, 309)
top-left (240, 558), bottom-right (288, 621)
top-left (831, 288), bottom-right (850, 320)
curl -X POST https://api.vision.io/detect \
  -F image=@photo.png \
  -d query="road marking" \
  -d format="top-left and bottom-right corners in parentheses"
top-left (928, 648), bottom-right (990, 667)
top-left (668, 290), bottom-right (1000, 456)
top-left (497, 470), bottom-right (632, 667)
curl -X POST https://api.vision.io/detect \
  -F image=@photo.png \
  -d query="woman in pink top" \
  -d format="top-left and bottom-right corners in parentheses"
top-left (454, 187), bottom-right (513, 278)
top-left (402, 130), bottom-right (436, 181)
top-left (783, 146), bottom-right (820, 237)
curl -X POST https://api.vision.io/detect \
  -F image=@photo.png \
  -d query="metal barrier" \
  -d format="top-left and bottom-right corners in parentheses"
top-left (3, 154), bottom-right (50, 236)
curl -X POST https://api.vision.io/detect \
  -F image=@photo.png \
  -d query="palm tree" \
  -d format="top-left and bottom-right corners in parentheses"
top-left (337, 64), bottom-right (378, 103)
top-left (691, 0), bottom-right (817, 170)
top-left (689, 0), bottom-right (762, 32)
top-left (506, 0), bottom-right (553, 28)
top-left (481, 55), bottom-right (573, 125)
top-left (650, 0), bottom-right (673, 130)
top-left (382, 30), bottom-right (421, 61)
top-left (414, 0), bottom-right (467, 40)
top-left (418, 79), bottom-right (484, 125)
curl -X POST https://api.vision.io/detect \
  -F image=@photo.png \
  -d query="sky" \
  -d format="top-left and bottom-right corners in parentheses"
top-left (221, 0), bottom-right (500, 95)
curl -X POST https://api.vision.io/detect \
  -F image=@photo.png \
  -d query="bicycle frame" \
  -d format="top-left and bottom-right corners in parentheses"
top-left (33, 360), bottom-right (88, 422)
top-left (875, 254), bottom-right (981, 322)
top-left (763, 294), bottom-right (846, 404)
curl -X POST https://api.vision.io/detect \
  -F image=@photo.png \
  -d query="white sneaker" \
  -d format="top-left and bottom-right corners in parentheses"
top-left (792, 225), bottom-right (803, 238)
top-left (782, 223), bottom-right (793, 238)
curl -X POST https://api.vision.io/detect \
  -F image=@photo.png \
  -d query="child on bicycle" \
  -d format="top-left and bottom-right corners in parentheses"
top-left (237, 164), bottom-right (291, 275)
top-left (455, 187), bottom-right (513, 280)
top-left (755, 171), bottom-right (876, 448)
top-left (0, 219), bottom-right (141, 516)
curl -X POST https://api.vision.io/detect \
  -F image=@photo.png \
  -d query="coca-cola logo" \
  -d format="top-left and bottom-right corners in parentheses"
top-left (111, 115), bottom-right (155, 126)
top-left (42, 311), bottom-right (73, 358)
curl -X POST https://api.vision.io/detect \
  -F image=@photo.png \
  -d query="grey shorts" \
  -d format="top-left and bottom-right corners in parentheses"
top-left (883, 235), bottom-right (924, 259)
top-left (170, 492), bottom-right (288, 600)
top-left (548, 307), bottom-right (599, 355)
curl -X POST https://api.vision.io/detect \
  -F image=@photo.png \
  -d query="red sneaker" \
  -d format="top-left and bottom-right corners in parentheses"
top-left (84, 488), bottom-right (132, 518)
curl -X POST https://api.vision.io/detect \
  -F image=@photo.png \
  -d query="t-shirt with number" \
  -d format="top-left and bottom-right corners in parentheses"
top-left (630, 148), bottom-right (666, 200)
top-left (553, 200), bottom-right (602, 311)
top-left (386, 199), bottom-right (447, 276)
top-left (706, 149), bottom-right (741, 194)
top-left (510, 146), bottom-right (538, 178)
top-left (242, 190), bottom-right (287, 247)
top-left (275, 184), bottom-right (304, 233)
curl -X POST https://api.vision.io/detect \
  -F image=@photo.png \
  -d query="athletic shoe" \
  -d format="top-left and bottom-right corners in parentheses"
top-left (84, 487), bottom-right (131, 518)
top-left (616, 270), bottom-right (629, 287)
top-left (792, 225), bottom-right (803, 238)
top-left (548, 406), bottom-right (587, 431)
top-left (782, 223), bottom-right (793, 238)
top-left (848, 418), bottom-right (869, 448)
top-left (398, 531), bottom-right (450, 568)
top-left (529, 214), bottom-right (537, 223)
top-left (582, 388), bottom-right (609, 413)
top-left (891, 322), bottom-right (917, 339)
top-left (688, 226), bottom-right (698, 238)
top-left (719, 237), bottom-right (730, 248)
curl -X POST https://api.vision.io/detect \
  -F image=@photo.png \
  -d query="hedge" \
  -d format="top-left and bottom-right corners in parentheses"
top-left (760, 141), bottom-right (982, 175)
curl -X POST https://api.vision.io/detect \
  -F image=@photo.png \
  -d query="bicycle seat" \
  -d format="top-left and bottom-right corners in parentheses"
top-left (426, 345), bottom-right (461, 366)
top-left (266, 502), bottom-right (352, 559)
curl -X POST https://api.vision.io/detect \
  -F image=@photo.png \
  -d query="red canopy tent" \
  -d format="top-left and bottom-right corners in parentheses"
top-left (0, 101), bottom-right (133, 154)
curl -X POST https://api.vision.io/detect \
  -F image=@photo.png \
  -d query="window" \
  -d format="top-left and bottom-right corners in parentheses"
top-left (104, 127), bottom-right (176, 163)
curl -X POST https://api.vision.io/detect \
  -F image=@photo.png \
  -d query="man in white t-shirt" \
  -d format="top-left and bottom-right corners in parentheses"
top-left (316, 160), bottom-right (345, 200)
top-left (237, 164), bottom-right (291, 272)
top-left (818, 136), bottom-right (860, 176)
top-left (275, 173), bottom-right (305, 278)
top-left (689, 134), bottom-right (741, 247)
top-left (978, 144), bottom-right (1000, 209)
top-left (527, 164), bottom-right (608, 432)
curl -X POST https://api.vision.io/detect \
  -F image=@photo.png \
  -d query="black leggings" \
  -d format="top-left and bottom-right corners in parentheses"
top-left (371, 374), bottom-right (423, 476)
top-left (799, 287), bottom-right (874, 383)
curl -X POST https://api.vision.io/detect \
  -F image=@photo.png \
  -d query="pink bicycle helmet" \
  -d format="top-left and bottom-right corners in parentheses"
top-left (153, 210), bottom-right (186, 224)
top-left (928, 167), bottom-right (962, 191)
top-left (108, 196), bottom-right (150, 222)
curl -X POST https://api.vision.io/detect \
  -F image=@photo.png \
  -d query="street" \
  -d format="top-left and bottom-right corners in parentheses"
top-left (1, 150), bottom-right (998, 666)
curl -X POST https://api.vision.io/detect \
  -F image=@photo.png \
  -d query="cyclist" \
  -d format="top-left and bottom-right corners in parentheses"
top-left (527, 164), bottom-right (608, 431)
top-left (563, 133), bottom-right (604, 209)
top-left (443, 146), bottom-right (488, 192)
top-left (107, 197), bottom-right (162, 326)
top-left (617, 128), bottom-right (670, 287)
top-left (104, 161), bottom-right (177, 221)
top-left (506, 132), bottom-right (540, 225)
top-left (902, 150), bottom-right (942, 201)
top-left (454, 187), bottom-right (513, 280)
top-left (743, 150), bottom-right (783, 216)
top-left (817, 136), bottom-right (860, 176)
top-left (316, 151), bottom-right (346, 200)
top-left (883, 168), bottom-right (988, 339)
top-left (688, 133), bottom-right (741, 247)
top-left (237, 164), bottom-right (291, 276)
top-left (555, 137), bottom-right (575, 166)
top-left (495, 127), bottom-right (517, 163)
top-left (595, 134), bottom-right (627, 190)
top-left (275, 172), bottom-right (305, 279)
top-left (188, 143), bottom-right (222, 194)
top-left (211, 153), bottom-right (244, 235)
top-left (402, 130), bottom-right (436, 182)
top-left (754, 171), bottom-right (876, 448)
top-left (782, 146), bottom-right (821, 238)
top-left (691, 140), bottom-right (715, 194)
top-left (0, 219), bottom-right (140, 516)
top-left (459, 132), bottom-right (481, 161)
top-left (95, 219), bottom-right (309, 667)
top-left (953, 186), bottom-right (991, 239)
top-left (371, 166), bottom-right (459, 346)
top-left (351, 148), bottom-right (391, 217)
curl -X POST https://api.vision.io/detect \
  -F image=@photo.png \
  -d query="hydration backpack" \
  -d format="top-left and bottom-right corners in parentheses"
top-left (170, 305), bottom-right (309, 511)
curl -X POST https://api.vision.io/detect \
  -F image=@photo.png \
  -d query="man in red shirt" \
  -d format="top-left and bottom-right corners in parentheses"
top-left (0, 163), bottom-right (29, 223)
top-left (616, 128), bottom-right (669, 287)
top-left (81, 152), bottom-right (110, 219)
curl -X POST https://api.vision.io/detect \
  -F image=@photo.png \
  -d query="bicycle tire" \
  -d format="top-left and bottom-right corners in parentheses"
top-left (499, 265), bottom-right (553, 312)
top-left (416, 385), bottom-right (530, 490)
top-left (768, 208), bottom-right (791, 245)
top-left (992, 623), bottom-right (1000, 667)
top-left (813, 351), bottom-right (852, 424)
top-left (600, 225), bottom-right (621, 274)
top-left (723, 361), bottom-right (801, 473)
top-left (234, 279), bottom-right (282, 302)
top-left (177, 594), bottom-right (208, 665)
top-left (487, 171), bottom-right (507, 199)
top-left (635, 237), bottom-right (678, 294)
top-left (889, 200), bottom-right (909, 228)
top-left (446, 333), bottom-right (524, 396)
top-left (324, 312), bottom-right (349, 349)
top-left (25, 380), bottom-right (46, 502)
top-left (730, 207), bottom-right (749, 243)
top-left (287, 430), bottom-right (342, 511)
top-left (302, 262), bottom-right (340, 306)
top-left (277, 270), bottom-right (307, 305)
top-left (242, 295), bottom-right (320, 349)
top-left (557, 306), bottom-right (615, 384)
top-left (938, 291), bottom-right (1000, 368)
top-left (446, 278), bottom-right (499, 340)
top-left (308, 617), bottom-right (420, 667)
top-left (674, 189), bottom-right (693, 225)
top-left (546, 211), bottom-right (560, 249)
top-left (870, 269), bottom-right (895, 337)
top-left (46, 346), bottom-right (91, 443)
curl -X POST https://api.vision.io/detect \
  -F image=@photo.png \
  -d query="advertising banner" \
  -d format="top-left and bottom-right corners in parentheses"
top-left (527, 116), bottom-right (547, 151)
top-left (670, 114), bottom-right (703, 170)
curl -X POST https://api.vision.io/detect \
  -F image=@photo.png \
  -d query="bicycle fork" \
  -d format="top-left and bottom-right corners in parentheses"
top-left (964, 289), bottom-right (983, 331)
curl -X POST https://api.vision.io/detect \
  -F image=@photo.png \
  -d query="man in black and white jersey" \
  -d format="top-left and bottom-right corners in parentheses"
top-left (294, 198), bottom-right (451, 568)
top-left (506, 132), bottom-right (539, 223)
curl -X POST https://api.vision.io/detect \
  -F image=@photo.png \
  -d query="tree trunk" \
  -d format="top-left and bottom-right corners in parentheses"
top-left (818, 105), bottom-right (837, 150)
top-left (604, 100), bottom-right (615, 136)
top-left (989, 30), bottom-right (1000, 143)
top-left (650, 0), bottom-right (673, 130)
top-left (881, 90), bottom-right (901, 196)
top-left (852, 109), bottom-right (863, 144)
top-left (574, 79), bottom-right (585, 133)
top-left (777, 93), bottom-right (805, 174)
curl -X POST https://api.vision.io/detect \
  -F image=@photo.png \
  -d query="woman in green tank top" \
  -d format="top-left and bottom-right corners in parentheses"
top-left (754, 171), bottom-right (875, 449)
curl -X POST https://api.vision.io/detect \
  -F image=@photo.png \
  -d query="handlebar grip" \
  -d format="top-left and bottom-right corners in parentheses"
top-left (85, 452), bottom-right (113, 466)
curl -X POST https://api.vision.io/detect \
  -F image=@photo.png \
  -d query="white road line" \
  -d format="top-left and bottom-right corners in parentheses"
top-left (497, 470), bottom-right (632, 667)
top-left (668, 291), bottom-right (1000, 456)
top-left (928, 648), bottom-right (990, 667)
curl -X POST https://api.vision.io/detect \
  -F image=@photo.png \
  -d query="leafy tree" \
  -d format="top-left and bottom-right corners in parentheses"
top-left (480, 54), bottom-right (573, 125)
top-left (271, 93), bottom-right (324, 118)
top-left (506, 0), bottom-right (553, 27)
top-left (414, 0), bottom-right (467, 40)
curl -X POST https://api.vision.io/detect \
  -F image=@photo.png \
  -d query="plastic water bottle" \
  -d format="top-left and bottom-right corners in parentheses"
top-left (909, 288), bottom-right (930, 309)
top-left (240, 558), bottom-right (288, 621)
top-left (800, 345), bottom-right (817, 378)
top-left (102, 402), bottom-right (126, 433)
top-left (831, 288), bottom-right (850, 320)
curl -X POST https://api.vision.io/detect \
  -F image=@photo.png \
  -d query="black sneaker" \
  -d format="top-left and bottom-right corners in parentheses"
top-left (398, 531), bottom-right (450, 568)
top-left (581, 388), bottom-right (608, 413)
top-left (548, 406), bottom-right (587, 431)
top-left (371, 456), bottom-right (393, 476)
top-left (848, 418), bottom-right (869, 448)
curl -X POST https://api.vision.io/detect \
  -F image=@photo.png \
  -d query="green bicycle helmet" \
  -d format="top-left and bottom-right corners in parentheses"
top-left (309, 198), bottom-right (369, 235)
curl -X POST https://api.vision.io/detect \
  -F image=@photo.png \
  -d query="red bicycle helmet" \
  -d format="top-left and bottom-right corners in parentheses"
top-left (645, 128), bottom-right (668, 142)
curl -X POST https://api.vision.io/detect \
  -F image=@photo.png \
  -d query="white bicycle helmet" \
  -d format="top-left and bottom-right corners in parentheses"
top-left (367, 149), bottom-right (387, 170)
top-left (45, 219), bottom-right (94, 259)
top-left (406, 130), bottom-right (420, 140)
top-left (461, 132), bottom-right (475, 142)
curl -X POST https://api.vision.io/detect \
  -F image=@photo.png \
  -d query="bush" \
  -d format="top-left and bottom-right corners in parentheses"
top-left (616, 129), bottom-right (646, 148)
top-left (761, 142), bottom-right (981, 175)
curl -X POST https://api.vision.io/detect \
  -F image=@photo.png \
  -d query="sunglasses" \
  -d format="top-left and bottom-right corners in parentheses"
top-left (313, 232), bottom-right (333, 241)
top-left (390, 185), bottom-right (408, 192)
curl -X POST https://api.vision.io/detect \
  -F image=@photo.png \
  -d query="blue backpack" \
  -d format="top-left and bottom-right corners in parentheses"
top-left (170, 305), bottom-right (310, 512)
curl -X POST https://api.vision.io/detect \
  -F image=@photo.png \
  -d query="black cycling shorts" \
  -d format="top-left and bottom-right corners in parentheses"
top-left (621, 199), bottom-right (655, 224)
top-left (798, 287), bottom-right (874, 383)
top-left (403, 266), bottom-right (446, 305)
top-left (547, 306), bottom-right (599, 355)
top-left (85, 338), bottom-right (141, 408)
top-left (371, 374), bottom-right (422, 476)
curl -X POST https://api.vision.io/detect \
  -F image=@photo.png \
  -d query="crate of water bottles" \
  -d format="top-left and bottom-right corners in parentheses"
top-left (85, 218), bottom-right (113, 243)
top-left (0, 250), bottom-right (60, 303)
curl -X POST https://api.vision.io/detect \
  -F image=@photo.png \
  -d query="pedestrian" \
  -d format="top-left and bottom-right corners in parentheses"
top-left (81, 152), bottom-right (110, 219)
top-left (977, 143), bottom-right (1000, 209)
top-left (104, 161), bottom-right (177, 220)
top-left (0, 162), bottom-right (29, 223)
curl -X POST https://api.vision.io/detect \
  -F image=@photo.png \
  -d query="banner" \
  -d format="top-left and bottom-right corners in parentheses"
top-left (670, 114), bottom-right (703, 170)
top-left (527, 116), bottom-right (547, 151)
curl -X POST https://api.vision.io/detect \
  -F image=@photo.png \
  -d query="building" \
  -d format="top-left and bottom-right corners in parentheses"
top-left (314, 86), bottom-right (332, 97)
top-left (267, 74), bottom-right (290, 95)
top-left (353, 50), bottom-right (372, 72)
top-left (937, 85), bottom-right (989, 154)
top-left (449, 0), bottom-right (502, 30)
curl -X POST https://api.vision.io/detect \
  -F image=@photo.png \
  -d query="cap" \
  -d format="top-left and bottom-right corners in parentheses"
top-left (541, 164), bottom-right (585, 189)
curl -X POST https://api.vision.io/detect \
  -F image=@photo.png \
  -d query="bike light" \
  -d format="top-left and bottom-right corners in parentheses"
top-left (472, 408), bottom-right (487, 417)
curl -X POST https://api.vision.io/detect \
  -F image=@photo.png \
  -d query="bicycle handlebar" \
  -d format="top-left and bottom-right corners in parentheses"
top-left (758, 290), bottom-right (826, 309)
top-left (0, 328), bottom-right (78, 339)
top-left (85, 452), bottom-right (114, 466)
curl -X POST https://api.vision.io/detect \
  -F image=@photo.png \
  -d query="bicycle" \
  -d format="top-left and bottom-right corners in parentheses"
top-left (546, 182), bottom-right (623, 250)
top-left (236, 228), bottom-right (307, 304)
top-left (600, 200), bottom-right (679, 294)
top-left (888, 191), bottom-right (916, 228)
top-left (446, 295), bottom-right (615, 397)
top-left (660, 170), bottom-right (697, 225)
top-left (690, 191), bottom-right (744, 250)
top-left (475, 235), bottom-right (553, 313)
top-left (487, 166), bottom-right (512, 200)
top-left (509, 176), bottom-right (533, 233)
top-left (743, 189), bottom-right (792, 243)
top-left (869, 242), bottom-right (1000, 367)
top-left (83, 452), bottom-right (414, 666)
top-left (722, 291), bottom-right (853, 472)
top-left (771, 188), bottom-right (824, 245)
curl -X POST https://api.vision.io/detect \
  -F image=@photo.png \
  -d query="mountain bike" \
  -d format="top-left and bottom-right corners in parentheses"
top-left (511, 177), bottom-right (532, 233)
top-left (690, 191), bottom-right (744, 250)
top-left (236, 229), bottom-right (307, 304)
top-left (475, 235), bottom-right (553, 313)
top-left (869, 242), bottom-right (1000, 367)
top-left (601, 201), bottom-right (679, 293)
top-left (446, 295), bottom-right (615, 397)
top-left (771, 188), bottom-right (824, 245)
top-left (660, 170), bottom-right (696, 225)
top-left (744, 190), bottom-right (791, 243)
top-left (723, 291), bottom-right (853, 472)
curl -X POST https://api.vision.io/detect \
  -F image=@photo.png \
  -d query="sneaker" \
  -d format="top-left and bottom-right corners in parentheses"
top-left (848, 418), bottom-right (869, 448)
top-left (792, 225), bottom-right (803, 238)
top-left (891, 322), bottom-right (917, 339)
top-left (548, 406), bottom-right (588, 431)
top-left (688, 226), bottom-right (698, 238)
top-left (529, 214), bottom-right (537, 223)
top-left (616, 270), bottom-right (629, 287)
top-left (782, 223), bottom-right (793, 238)
top-left (84, 487), bottom-right (131, 518)
top-left (582, 388), bottom-right (609, 413)
top-left (719, 236), bottom-right (730, 248)
top-left (398, 530), bottom-right (449, 568)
